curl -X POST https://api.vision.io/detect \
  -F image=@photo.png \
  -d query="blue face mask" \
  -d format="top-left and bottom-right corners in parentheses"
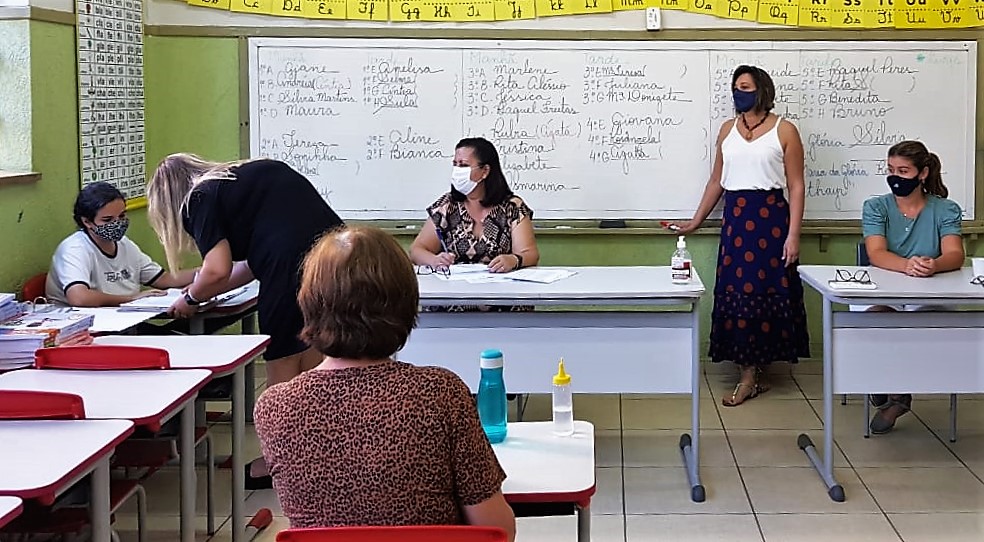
top-left (733, 89), bottom-right (757, 113)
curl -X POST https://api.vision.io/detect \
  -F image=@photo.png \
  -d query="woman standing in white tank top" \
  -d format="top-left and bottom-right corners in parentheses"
top-left (666, 66), bottom-right (810, 407)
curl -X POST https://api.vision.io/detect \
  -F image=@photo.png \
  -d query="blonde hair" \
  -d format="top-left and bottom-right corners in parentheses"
top-left (147, 153), bottom-right (242, 270)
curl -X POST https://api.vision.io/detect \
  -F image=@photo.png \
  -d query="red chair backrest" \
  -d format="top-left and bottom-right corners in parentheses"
top-left (0, 390), bottom-right (86, 420)
top-left (275, 527), bottom-right (509, 542)
top-left (21, 273), bottom-right (47, 303)
top-left (35, 345), bottom-right (171, 370)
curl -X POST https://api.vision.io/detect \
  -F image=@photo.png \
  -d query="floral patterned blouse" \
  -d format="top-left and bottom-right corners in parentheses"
top-left (426, 193), bottom-right (534, 264)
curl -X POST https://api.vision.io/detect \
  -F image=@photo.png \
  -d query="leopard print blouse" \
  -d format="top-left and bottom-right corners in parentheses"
top-left (254, 362), bottom-right (506, 529)
top-left (426, 192), bottom-right (534, 264)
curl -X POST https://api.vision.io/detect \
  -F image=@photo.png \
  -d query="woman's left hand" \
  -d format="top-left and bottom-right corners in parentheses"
top-left (168, 295), bottom-right (198, 319)
top-left (782, 236), bottom-right (800, 267)
top-left (488, 254), bottom-right (520, 274)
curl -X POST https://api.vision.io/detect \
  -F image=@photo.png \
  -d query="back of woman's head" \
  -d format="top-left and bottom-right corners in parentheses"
top-left (888, 140), bottom-right (948, 198)
top-left (147, 153), bottom-right (225, 270)
top-left (74, 182), bottom-right (125, 229)
top-left (299, 227), bottom-right (419, 360)
top-left (453, 137), bottom-right (513, 206)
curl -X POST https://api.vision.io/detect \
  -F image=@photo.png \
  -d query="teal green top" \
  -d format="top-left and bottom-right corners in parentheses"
top-left (862, 194), bottom-right (962, 259)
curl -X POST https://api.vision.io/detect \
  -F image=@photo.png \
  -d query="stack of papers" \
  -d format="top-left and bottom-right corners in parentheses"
top-left (434, 266), bottom-right (577, 285)
top-left (827, 280), bottom-right (878, 291)
top-left (0, 310), bottom-right (96, 369)
top-left (0, 293), bottom-right (22, 322)
top-left (0, 334), bottom-right (46, 370)
top-left (118, 285), bottom-right (250, 312)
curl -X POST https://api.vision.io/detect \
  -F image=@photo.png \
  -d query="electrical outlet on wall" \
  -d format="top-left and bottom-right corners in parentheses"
top-left (646, 7), bottom-right (662, 31)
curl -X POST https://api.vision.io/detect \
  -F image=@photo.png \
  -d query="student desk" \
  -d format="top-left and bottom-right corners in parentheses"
top-left (0, 420), bottom-right (133, 541)
top-left (93, 334), bottom-right (271, 542)
top-left (495, 421), bottom-right (595, 542)
top-left (403, 266), bottom-right (707, 502)
top-left (0, 369), bottom-right (211, 542)
top-left (0, 496), bottom-right (22, 529)
top-left (797, 265), bottom-right (984, 502)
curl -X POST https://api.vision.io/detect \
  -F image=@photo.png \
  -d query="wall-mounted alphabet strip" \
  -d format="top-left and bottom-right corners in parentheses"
top-left (187, 0), bottom-right (984, 27)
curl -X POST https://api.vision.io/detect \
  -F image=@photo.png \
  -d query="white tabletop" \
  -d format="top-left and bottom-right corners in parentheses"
top-left (93, 335), bottom-right (270, 373)
top-left (212, 280), bottom-right (260, 311)
top-left (0, 369), bottom-right (211, 428)
top-left (799, 265), bottom-right (984, 304)
top-left (494, 421), bottom-right (595, 500)
top-left (419, 266), bottom-right (704, 305)
top-left (0, 496), bottom-right (22, 528)
top-left (0, 420), bottom-right (132, 501)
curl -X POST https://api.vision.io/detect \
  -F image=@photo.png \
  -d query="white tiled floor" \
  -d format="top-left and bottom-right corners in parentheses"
top-left (109, 363), bottom-right (984, 541)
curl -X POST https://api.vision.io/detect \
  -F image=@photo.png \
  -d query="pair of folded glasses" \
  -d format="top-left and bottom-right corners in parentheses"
top-left (971, 275), bottom-right (984, 287)
top-left (416, 265), bottom-right (451, 278)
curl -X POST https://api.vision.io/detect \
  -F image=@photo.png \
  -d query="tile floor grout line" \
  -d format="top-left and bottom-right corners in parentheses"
top-left (909, 407), bottom-right (984, 486)
top-left (707, 368), bottom-right (768, 542)
top-left (796, 376), bottom-right (905, 541)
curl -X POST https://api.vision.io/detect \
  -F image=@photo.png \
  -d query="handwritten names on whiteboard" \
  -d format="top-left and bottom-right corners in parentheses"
top-left (77, 0), bottom-right (146, 200)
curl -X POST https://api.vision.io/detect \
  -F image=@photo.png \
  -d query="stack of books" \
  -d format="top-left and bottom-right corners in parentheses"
top-left (0, 309), bottom-right (95, 370)
top-left (0, 293), bottom-right (22, 322)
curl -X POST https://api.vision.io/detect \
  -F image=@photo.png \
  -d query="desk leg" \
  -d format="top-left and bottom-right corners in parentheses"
top-left (576, 504), bottom-right (591, 542)
top-left (232, 366), bottom-right (246, 542)
top-left (680, 305), bottom-right (705, 503)
top-left (245, 359), bottom-right (256, 424)
top-left (798, 297), bottom-right (845, 502)
top-left (180, 403), bottom-right (197, 542)
top-left (90, 456), bottom-right (111, 542)
top-left (190, 317), bottom-right (205, 335)
top-left (242, 312), bottom-right (258, 334)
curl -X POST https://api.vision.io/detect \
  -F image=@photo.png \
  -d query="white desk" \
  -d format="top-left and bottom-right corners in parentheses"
top-left (0, 369), bottom-right (211, 542)
top-left (0, 496), bottom-right (21, 529)
top-left (0, 420), bottom-right (133, 541)
top-left (494, 421), bottom-right (595, 542)
top-left (92, 334), bottom-right (270, 542)
top-left (402, 266), bottom-right (706, 502)
top-left (798, 265), bottom-right (984, 502)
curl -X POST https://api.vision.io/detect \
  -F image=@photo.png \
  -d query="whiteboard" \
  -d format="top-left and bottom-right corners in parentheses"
top-left (248, 38), bottom-right (977, 221)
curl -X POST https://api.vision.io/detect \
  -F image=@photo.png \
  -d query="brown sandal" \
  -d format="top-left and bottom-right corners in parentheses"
top-left (722, 381), bottom-right (766, 407)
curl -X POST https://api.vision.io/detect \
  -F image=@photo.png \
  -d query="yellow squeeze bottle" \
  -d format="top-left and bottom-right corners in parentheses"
top-left (552, 358), bottom-right (574, 436)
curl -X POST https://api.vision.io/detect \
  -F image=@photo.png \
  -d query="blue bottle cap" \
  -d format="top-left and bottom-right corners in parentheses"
top-left (480, 349), bottom-right (503, 359)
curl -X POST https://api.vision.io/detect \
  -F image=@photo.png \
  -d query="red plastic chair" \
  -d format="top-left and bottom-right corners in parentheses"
top-left (0, 391), bottom-right (147, 540)
top-left (0, 390), bottom-right (85, 420)
top-left (20, 273), bottom-right (47, 303)
top-left (276, 526), bottom-right (509, 542)
top-left (35, 345), bottom-right (170, 370)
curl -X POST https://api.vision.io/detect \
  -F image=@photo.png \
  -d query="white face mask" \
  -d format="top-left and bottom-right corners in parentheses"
top-left (450, 166), bottom-right (477, 195)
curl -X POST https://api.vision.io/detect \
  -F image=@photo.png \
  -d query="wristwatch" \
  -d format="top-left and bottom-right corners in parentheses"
top-left (183, 291), bottom-right (202, 306)
top-left (513, 254), bottom-right (524, 269)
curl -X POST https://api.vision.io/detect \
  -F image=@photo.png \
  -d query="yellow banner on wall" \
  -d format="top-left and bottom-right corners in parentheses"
top-left (660, 0), bottom-right (687, 9)
top-left (494, 0), bottom-right (536, 18)
top-left (720, 0), bottom-right (759, 20)
top-left (449, 0), bottom-right (496, 19)
top-left (346, 0), bottom-right (389, 19)
top-left (686, 0), bottom-right (726, 17)
top-left (228, 0), bottom-right (273, 14)
top-left (534, 0), bottom-right (577, 16)
top-left (187, 0), bottom-right (231, 10)
top-left (758, 0), bottom-right (798, 23)
top-left (831, 0), bottom-right (866, 27)
top-left (798, 0), bottom-right (833, 25)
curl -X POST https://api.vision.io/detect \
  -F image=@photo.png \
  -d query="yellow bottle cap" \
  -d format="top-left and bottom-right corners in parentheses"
top-left (553, 358), bottom-right (571, 386)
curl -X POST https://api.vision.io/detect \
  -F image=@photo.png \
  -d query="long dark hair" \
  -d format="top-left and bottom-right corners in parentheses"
top-left (73, 182), bottom-right (125, 229)
top-left (732, 65), bottom-right (776, 113)
top-left (450, 137), bottom-right (514, 207)
top-left (888, 141), bottom-right (948, 198)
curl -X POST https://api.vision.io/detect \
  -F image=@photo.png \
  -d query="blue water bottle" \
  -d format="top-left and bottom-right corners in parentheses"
top-left (477, 349), bottom-right (508, 443)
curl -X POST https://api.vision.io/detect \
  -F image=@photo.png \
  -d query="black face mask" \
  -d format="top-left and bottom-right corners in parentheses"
top-left (887, 175), bottom-right (921, 197)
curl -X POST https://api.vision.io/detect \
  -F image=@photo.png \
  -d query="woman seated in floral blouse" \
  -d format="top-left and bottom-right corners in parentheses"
top-left (410, 137), bottom-right (540, 275)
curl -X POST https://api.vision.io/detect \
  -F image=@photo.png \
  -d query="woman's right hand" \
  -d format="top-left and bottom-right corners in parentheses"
top-left (663, 219), bottom-right (700, 235)
top-left (432, 252), bottom-right (456, 268)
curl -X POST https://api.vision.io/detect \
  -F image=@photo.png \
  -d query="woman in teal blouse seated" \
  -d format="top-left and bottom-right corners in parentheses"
top-left (861, 140), bottom-right (964, 434)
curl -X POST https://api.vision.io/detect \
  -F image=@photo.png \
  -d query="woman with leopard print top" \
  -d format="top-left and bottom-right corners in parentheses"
top-left (254, 227), bottom-right (516, 539)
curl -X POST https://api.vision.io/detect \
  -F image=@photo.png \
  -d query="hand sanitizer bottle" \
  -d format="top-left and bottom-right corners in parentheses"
top-left (671, 235), bottom-right (693, 284)
top-left (552, 358), bottom-right (574, 436)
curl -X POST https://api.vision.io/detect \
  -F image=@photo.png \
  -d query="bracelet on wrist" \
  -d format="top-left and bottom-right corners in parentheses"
top-left (183, 291), bottom-right (202, 306)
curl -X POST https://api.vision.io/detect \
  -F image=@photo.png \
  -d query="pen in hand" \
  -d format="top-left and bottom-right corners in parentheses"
top-left (433, 228), bottom-right (455, 268)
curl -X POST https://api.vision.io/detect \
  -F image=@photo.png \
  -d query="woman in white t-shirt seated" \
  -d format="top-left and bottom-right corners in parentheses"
top-left (46, 182), bottom-right (197, 306)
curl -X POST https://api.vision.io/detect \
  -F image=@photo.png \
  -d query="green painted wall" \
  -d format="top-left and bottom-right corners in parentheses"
top-left (1, 28), bottom-right (981, 357)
